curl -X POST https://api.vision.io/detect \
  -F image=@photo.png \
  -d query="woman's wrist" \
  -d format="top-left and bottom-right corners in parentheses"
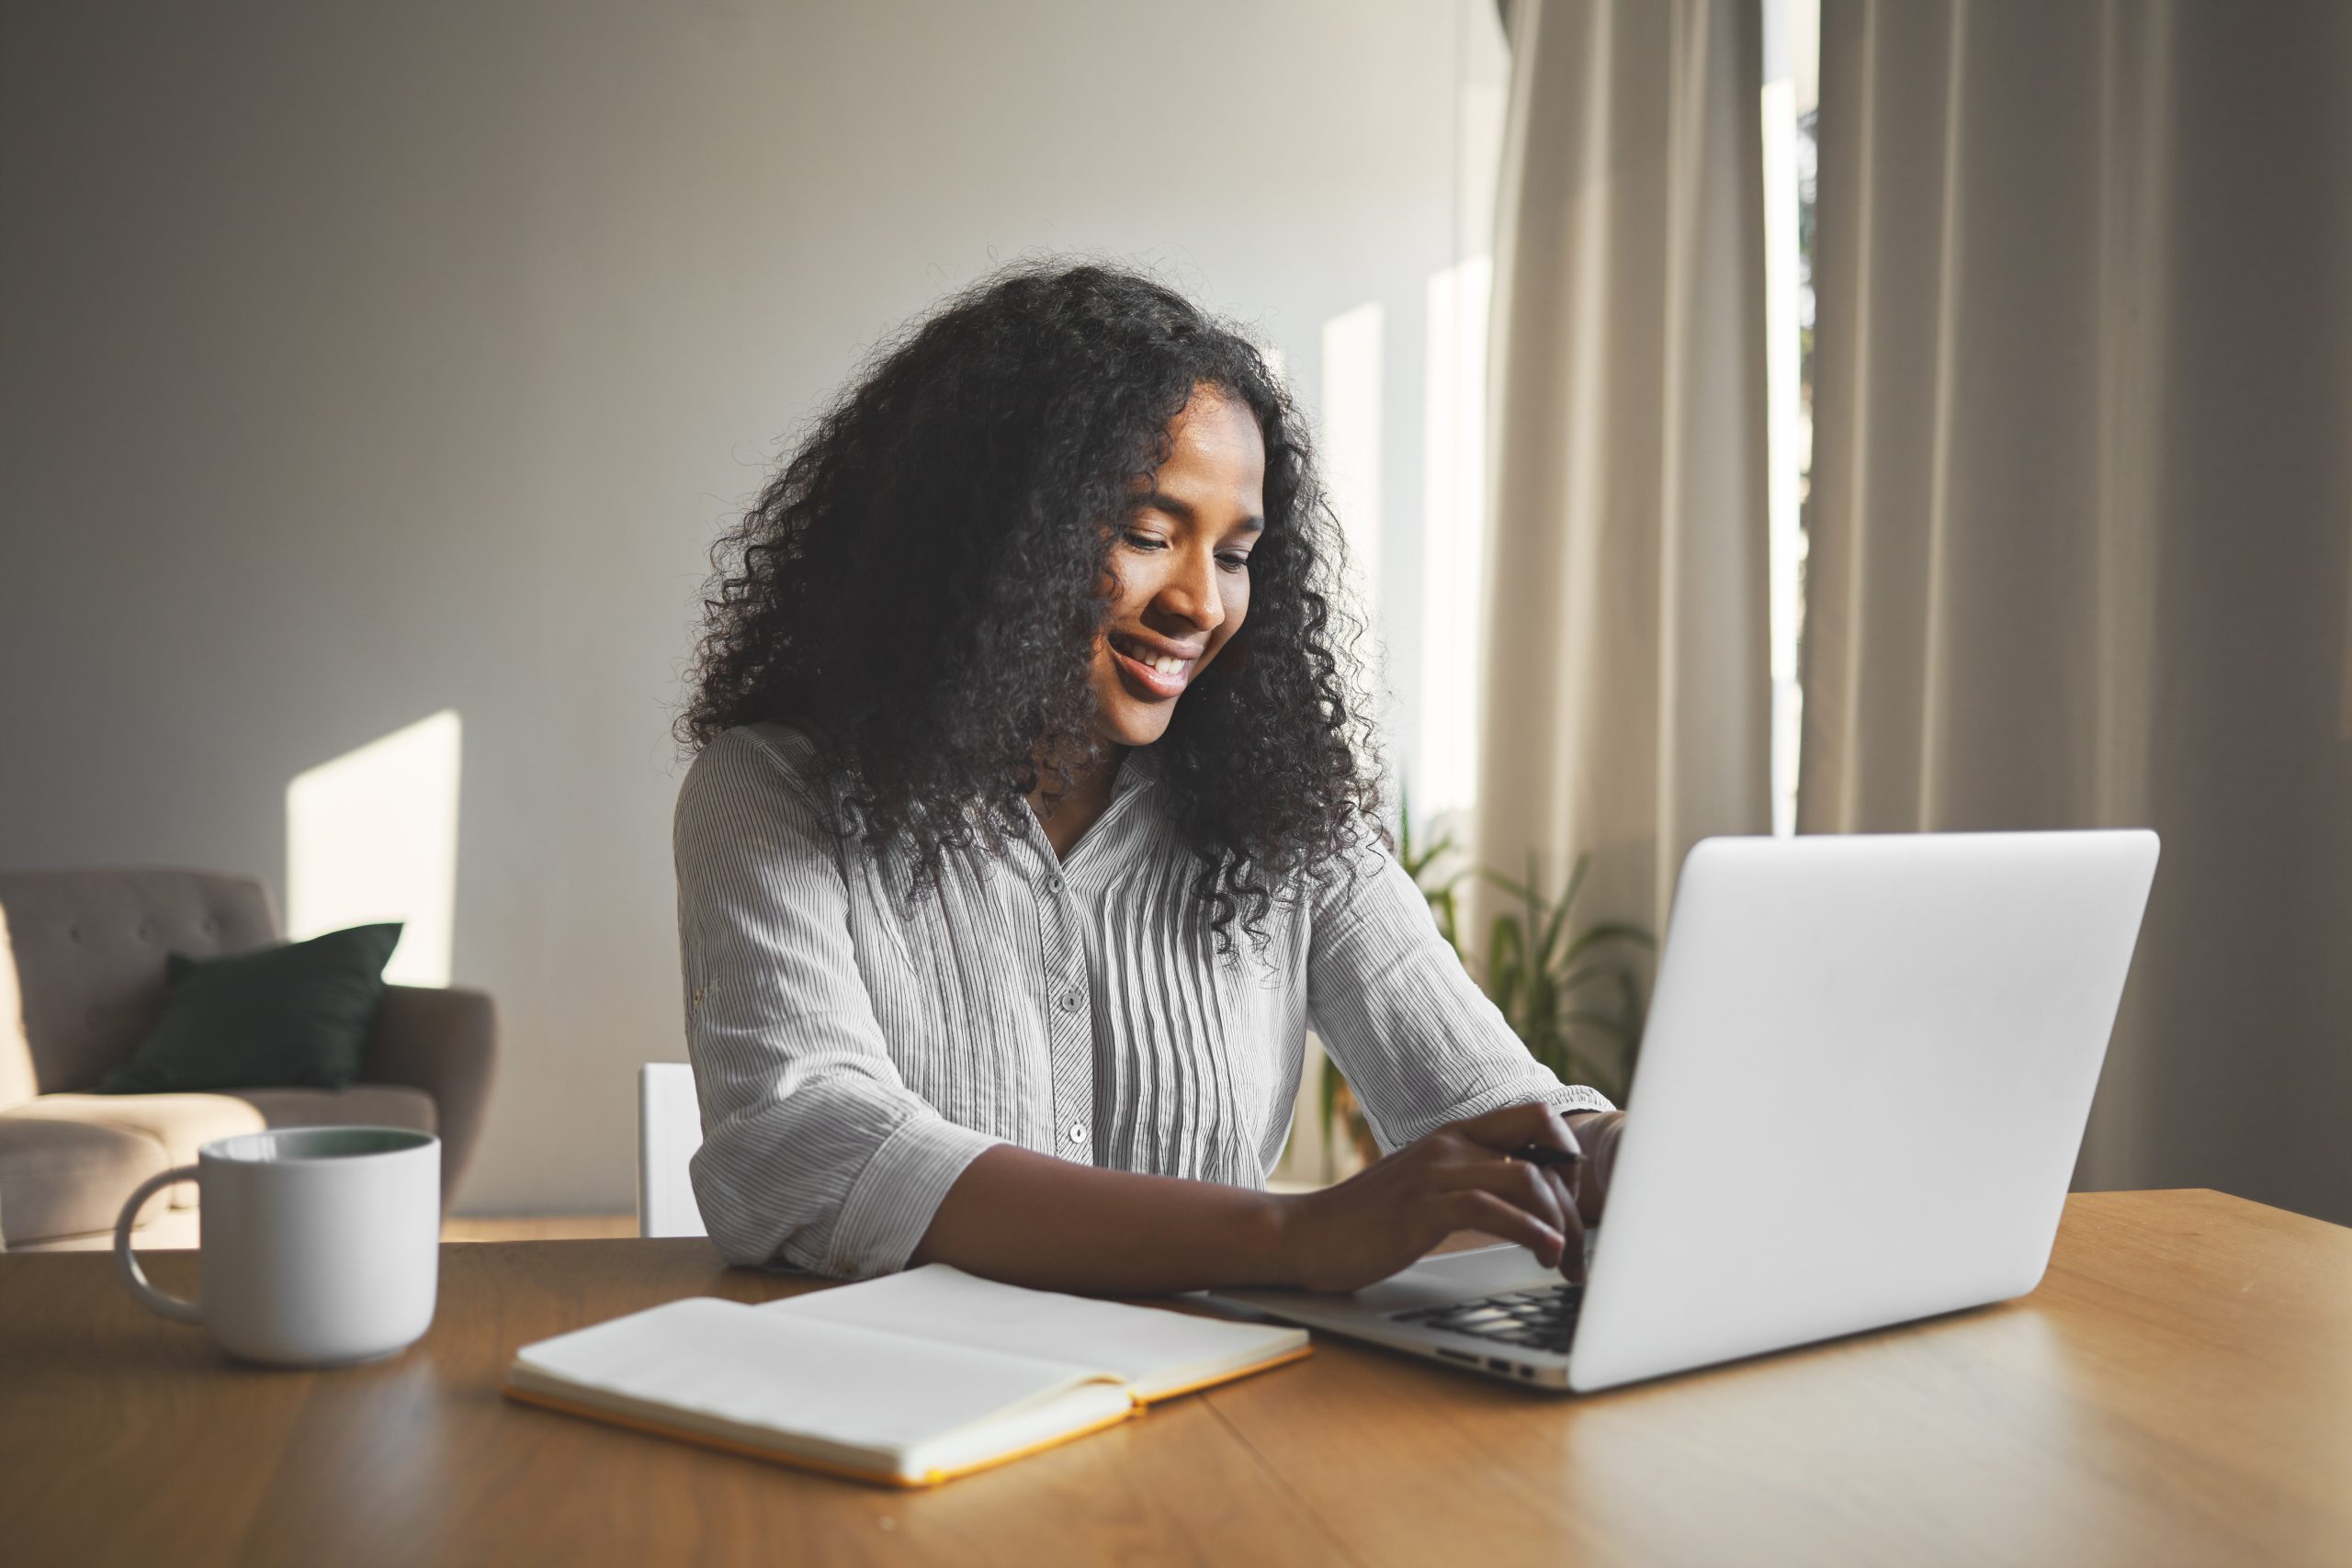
top-left (919, 1144), bottom-right (1328, 1294)
top-left (1247, 1187), bottom-right (1314, 1288)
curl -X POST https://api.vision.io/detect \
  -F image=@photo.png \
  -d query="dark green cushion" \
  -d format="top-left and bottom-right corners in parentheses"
top-left (96, 923), bottom-right (404, 1094)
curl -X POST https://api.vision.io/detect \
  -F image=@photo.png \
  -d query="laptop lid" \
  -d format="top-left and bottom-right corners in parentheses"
top-left (1567, 829), bottom-right (2158, 1393)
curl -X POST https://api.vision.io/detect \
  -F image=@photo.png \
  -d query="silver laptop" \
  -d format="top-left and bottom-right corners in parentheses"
top-left (1211, 830), bottom-right (2160, 1393)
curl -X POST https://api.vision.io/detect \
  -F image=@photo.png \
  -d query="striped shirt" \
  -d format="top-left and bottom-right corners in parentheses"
top-left (673, 721), bottom-right (1613, 1277)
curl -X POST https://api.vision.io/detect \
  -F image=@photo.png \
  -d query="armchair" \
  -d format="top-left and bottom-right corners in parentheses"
top-left (0, 868), bottom-right (497, 1250)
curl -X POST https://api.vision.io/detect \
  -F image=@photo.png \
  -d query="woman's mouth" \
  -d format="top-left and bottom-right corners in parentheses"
top-left (1107, 631), bottom-right (1200, 700)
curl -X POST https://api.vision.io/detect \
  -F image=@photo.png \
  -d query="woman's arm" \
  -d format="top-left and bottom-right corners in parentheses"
top-left (677, 728), bottom-right (1004, 1276)
top-left (914, 1099), bottom-right (1593, 1294)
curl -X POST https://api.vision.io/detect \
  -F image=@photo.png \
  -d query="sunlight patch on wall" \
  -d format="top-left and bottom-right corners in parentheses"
top-left (1764, 0), bottom-right (1819, 834)
top-left (286, 710), bottom-right (461, 987)
top-left (1318, 301), bottom-right (1385, 624)
top-left (1763, 67), bottom-right (1805, 837)
top-left (1415, 256), bottom-right (1494, 828)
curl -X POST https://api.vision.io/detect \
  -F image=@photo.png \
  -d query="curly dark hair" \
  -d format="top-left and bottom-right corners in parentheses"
top-left (681, 261), bottom-right (1381, 946)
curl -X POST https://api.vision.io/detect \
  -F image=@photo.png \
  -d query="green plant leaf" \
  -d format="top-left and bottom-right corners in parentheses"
top-left (1521, 855), bottom-right (1546, 970)
top-left (1552, 961), bottom-right (1627, 993)
top-left (1537, 852), bottom-right (1592, 969)
top-left (1478, 867), bottom-right (1534, 902)
top-left (1535, 891), bottom-right (1572, 969)
top-left (1557, 852), bottom-right (1593, 916)
top-left (1558, 920), bottom-right (1657, 964)
top-left (1487, 914), bottom-right (1525, 1020)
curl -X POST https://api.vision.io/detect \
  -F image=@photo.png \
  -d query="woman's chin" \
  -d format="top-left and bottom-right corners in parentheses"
top-left (1093, 687), bottom-right (1179, 748)
top-left (1101, 706), bottom-right (1175, 748)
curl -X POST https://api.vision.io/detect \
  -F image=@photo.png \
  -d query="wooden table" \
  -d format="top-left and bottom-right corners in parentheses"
top-left (4, 1189), bottom-right (2347, 1566)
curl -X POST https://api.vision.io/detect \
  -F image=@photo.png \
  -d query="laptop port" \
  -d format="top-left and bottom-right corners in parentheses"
top-left (1487, 1359), bottom-right (1513, 1373)
top-left (1435, 1348), bottom-right (1478, 1365)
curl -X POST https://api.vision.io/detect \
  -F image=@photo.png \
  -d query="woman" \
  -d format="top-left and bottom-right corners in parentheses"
top-left (675, 262), bottom-right (1624, 1294)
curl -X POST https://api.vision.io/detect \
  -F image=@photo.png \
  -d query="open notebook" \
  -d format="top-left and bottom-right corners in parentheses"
top-left (503, 1266), bottom-right (1309, 1486)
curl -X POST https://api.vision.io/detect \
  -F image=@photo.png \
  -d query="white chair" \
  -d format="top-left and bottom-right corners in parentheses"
top-left (636, 1062), bottom-right (707, 1238)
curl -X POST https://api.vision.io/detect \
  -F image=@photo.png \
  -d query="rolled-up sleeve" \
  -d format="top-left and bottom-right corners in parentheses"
top-left (674, 728), bottom-right (1001, 1276)
top-left (1306, 839), bottom-right (1614, 1152)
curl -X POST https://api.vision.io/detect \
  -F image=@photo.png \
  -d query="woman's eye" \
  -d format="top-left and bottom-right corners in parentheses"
top-left (1122, 530), bottom-right (1168, 551)
top-left (1216, 553), bottom-right (1251, 573)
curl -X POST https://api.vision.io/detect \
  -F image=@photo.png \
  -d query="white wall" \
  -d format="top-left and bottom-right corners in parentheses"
top-left (0, 1), bottom-right (1486, 1212)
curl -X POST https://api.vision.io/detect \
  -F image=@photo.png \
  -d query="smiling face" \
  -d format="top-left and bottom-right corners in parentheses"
top-left (1090, 384), bottom-right (1266, 750)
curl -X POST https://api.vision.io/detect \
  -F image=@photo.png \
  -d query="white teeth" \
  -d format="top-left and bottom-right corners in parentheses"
top-left (1116, 637), bottom-right (1192, 679)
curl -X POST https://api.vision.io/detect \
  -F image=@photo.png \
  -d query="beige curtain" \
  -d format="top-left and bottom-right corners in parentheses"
top-left (1476, 0), bottom-right (1772, 976)
top-left (1803, 0), bottom-right (2352, 1222)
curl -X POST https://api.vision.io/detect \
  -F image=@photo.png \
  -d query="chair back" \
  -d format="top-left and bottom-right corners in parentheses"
top-left (636, 1061), bottom-right (707, 1238)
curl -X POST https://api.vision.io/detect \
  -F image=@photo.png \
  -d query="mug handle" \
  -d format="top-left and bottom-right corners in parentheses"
top-left (113, 1165), bottom-right (204, 1325)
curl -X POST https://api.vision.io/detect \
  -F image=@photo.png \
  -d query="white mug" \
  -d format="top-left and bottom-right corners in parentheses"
top-left (113, 1125), bottom-right (441, 1367)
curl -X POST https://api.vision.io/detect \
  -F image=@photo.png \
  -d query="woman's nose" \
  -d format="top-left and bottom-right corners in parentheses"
top-left (1158, 547), bottom-right (1225, 630)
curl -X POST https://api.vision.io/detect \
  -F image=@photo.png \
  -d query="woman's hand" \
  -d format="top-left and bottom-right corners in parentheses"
top-left (913, 1103), bottom-right (1629, 1300)
top-left (1277, 1100), bottom-right (1596, 1293)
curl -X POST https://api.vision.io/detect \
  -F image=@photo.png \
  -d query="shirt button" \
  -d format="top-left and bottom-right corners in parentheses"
top-left (1042, 873), bottom-right (1066, 896)
top-left (1067, 1123), bottom-right (1088, 1146)
top-left (1057, 987), bottom-right (1083, 1014)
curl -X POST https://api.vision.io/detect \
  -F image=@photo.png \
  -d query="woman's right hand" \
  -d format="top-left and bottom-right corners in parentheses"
top-left (1276, 1100), bottom-right (1589, 1293)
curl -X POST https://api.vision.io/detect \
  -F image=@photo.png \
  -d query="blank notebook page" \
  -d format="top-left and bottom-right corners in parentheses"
top-left (764, 1265), bottom-right (1307, 1399)
top-left (511, 1297), bottom-right (1125, 1475)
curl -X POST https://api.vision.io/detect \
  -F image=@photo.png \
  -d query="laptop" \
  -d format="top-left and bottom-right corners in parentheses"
top-left (1211, 829), bottom-right (2160, 1393)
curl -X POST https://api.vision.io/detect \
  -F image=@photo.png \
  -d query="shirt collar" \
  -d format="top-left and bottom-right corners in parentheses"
top-left (1114, 744), bottom-right (1162, 797)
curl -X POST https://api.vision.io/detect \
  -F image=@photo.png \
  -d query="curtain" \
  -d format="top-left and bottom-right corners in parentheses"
top-left (1803, 0), bottom-right (2352, 1222)
top-left (1475, 0), bottom-right (1771, 990)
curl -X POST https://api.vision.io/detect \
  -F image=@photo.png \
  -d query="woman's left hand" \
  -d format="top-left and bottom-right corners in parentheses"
top-left (1561, 1110), bottom-right (1626, 1227)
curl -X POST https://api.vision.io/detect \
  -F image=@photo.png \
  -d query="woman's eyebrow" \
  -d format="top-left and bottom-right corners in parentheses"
top-left (1138, 490), bottom-right (1198, 524)
top-left (1140, 490), bottom-right (1265, 533)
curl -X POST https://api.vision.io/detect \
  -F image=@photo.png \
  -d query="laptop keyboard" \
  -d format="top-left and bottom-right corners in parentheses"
top-left (1390, 1283), bottom-right (1585, 1354)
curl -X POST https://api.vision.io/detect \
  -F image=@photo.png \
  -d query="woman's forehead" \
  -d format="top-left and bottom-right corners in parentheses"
top-left (1154, 389), bottom-right (1265, 511)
